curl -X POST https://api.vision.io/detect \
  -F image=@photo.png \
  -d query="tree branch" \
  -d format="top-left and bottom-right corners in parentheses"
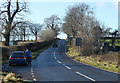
top-left (11, 21), bottom-right (24, 31)
top-left (7, 0), bottom-right (11, 22)
top-left (0, 10), bottom-right (8, 15)
top-left (11, 0), bottom-right (19, 22)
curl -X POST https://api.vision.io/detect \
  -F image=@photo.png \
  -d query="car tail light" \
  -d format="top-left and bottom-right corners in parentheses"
top-left (23, 57), bottom-right (26, 59)
top-left (9, 57), bottom-right (12, 59)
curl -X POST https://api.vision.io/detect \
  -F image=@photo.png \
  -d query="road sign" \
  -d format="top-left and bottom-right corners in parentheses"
top-left (68, 37), bottom-right (73, 41)
top-left (76, 38), bottom-right (82, 47)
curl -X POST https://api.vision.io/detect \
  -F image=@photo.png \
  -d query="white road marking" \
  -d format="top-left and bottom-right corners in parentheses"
top-left (75, 71), bottom-right (96, 81)
top-left (33, 78), bottom-right (37, 81)
top-left (31, 72), bottom-right (34, 75)
top-left (57, 60), bottom-right (62, 64)
top-left (66, 66), bottom-right (71, 70)
top-left (54, 56), bottom-right (57, 60)
top-left (32, 75), bottom-right (35, 78)
top-left (31, 68), bottom-right (37, 81)
top-left (54, 52), bottom-right (57, 60)
top-left (62, 64), bottom-right (66, 67)
top-left (62, 64), bottom-right (71, 70)
top-left (53, 43), bottom-right (96, 81)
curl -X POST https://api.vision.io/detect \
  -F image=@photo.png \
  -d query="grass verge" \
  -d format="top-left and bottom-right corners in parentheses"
top-left (31, 45), bottom-right (51, 59)
top-left (67, 45), bottom-right (120, 73)
top-left (1, 72), bottom-right (32, 83)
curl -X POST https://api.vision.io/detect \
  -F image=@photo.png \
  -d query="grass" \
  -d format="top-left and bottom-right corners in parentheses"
top-left (1, 72), bottom-right (31, 83)
top-left (67, 45), bottom-right (120, 73)
top-left (31, 45), bottom-right (51, 59)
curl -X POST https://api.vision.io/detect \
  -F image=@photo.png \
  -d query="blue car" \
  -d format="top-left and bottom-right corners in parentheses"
top-left (9, 51), bottom-right (27, 66)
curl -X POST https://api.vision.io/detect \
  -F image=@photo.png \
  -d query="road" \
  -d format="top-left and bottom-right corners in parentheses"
top-left (6, 39), bottom-right (119, 83)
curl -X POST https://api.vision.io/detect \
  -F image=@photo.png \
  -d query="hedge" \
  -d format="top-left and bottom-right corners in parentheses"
top-left (1, 39), bottom-right (56, 60)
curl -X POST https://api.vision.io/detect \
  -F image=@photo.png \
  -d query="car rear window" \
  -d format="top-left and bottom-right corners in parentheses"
top-left (11, 52), bottom-right (25, 58)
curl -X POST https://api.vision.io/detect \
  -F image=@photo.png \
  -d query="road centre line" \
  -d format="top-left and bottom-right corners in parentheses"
top-left (33, 78), bottom-right (37, 81)
top-left (62, 64), bottom-right (71, 70)
top-left (54, 56), bottom-right (57, 60)
top-left (31, 70), bottom-right (33, 73)
top-left (57, 60), bottom-right (62, 64)
top-left (75, 71), bottom-right (96, 81)
top-left (32, 75), bottom-right (35, 78)
top-left (31, 72), bottom-right (34, 75)
top-left (54, 41), bottom-right (96, 82)
top-left (54, 51), bottom-right (95, 81)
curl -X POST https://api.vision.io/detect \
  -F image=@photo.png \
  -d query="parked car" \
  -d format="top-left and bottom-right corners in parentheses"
top-left (9, 51), bottom-right (27, 66)
top-left (53, 42), bottom-right (58, 48)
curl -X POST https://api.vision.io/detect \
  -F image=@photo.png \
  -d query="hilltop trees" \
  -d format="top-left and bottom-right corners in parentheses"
top-left (10, 22), bottom-right (30, 41)
top-left (44, 15), bottom-right (61, 37)
top-left (29, 23), bottom-right (42, 41)
top-left (0, 0), bottom-right (29, 46)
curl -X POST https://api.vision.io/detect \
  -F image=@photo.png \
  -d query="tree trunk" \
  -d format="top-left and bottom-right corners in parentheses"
top-left (23, 29), bottom-right (26, 41)
top-left (35, 32), bottom-right (37, 41)
top-left (24, 34), bottom-right (25, 41)
top-left (35, 35), bottom-right (37, 41)
top-left (0, 35), bottom-right (2, 42)
top-left (67, 34), bottom-right (70, 40)
top-left (4, 33), bottom-right (10, 46)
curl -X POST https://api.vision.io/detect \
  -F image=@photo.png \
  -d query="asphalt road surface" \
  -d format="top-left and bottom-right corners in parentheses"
top-left (6, 39), bottom-right (119, 83)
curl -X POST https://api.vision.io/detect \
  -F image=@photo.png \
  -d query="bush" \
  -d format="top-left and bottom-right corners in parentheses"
top-left (2, 39), bottom-right (55, 61)
top-left (39, 28), bottom-right (55, 41)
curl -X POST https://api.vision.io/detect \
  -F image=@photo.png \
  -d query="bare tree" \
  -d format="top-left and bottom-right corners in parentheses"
top-left (62, 23), bottom-right (72, 39)
top-left (0, 0), bottom-right (29, 46)
top-left (63, 3), bottom-right (103, 55)
top-left (39, 28), bottom-right (55, 41)
top-left (0, 28), bottom-right (3, 41)
top-left (44, 15), bottom-right (61, 37)
top-left (29, 23), bottom-right (42, 41)
top-left (102, 27), bottom-right (112, 37)
top-left (10, 22), bottom-right (29, 41)
top-left (10, 27), bottom-right (19, 41)
top-left (0, 21), bottom-right (3, 41)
